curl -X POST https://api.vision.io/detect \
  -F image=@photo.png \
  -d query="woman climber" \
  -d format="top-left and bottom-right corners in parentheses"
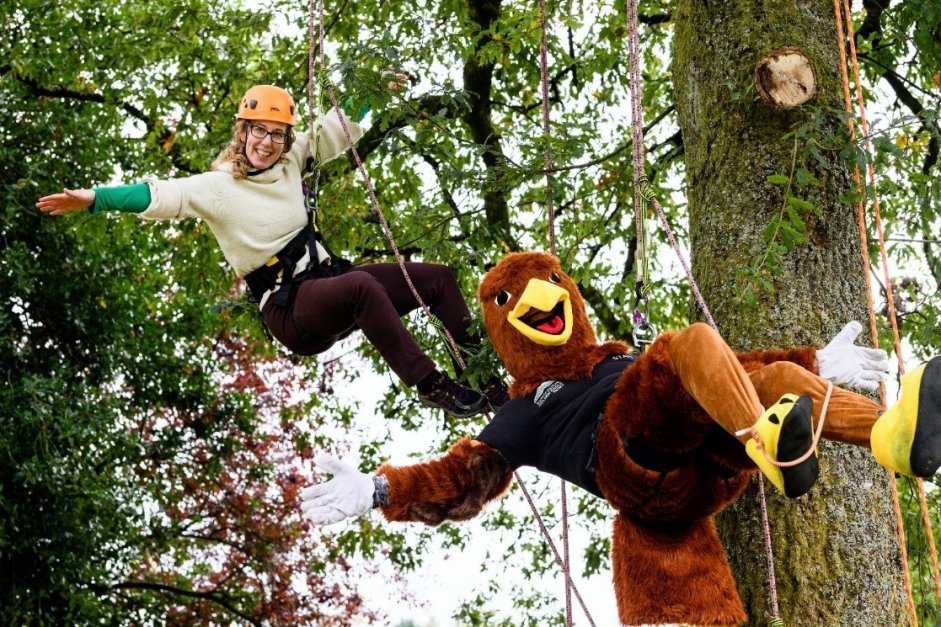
top-left (37, 84), bottom-right (506, 418)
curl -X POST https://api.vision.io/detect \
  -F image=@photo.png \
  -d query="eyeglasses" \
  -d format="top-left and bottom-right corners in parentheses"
top-left (248, 123), bottom-right (291, 145)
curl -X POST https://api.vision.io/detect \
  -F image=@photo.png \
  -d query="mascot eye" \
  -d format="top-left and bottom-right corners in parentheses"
top-left (495, 291), bottom-right (512, 306)
top-left (549, 273), bottom-right (561, 283)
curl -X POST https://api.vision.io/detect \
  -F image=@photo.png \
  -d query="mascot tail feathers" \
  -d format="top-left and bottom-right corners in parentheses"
top-left (872, 356), bottom-right (941, 478)
top-left (745, 394), bottom-right (819, 498)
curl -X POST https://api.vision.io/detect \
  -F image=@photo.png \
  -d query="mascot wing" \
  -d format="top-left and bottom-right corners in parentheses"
top-left (377, 438), bottom-right (513, 525)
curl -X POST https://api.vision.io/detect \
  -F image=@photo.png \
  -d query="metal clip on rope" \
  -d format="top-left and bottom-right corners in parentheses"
top-left (631, 281), bottom-right (657, 350)
top-left (631, 309), bottom-right (657, 349)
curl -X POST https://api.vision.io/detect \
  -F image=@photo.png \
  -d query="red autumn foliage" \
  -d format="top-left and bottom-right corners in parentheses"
top-left (122, 330), bottom-right (385, 625)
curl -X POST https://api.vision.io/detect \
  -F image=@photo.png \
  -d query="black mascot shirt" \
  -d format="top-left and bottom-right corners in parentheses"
top-left (477, 353), bottom-right (636, 497)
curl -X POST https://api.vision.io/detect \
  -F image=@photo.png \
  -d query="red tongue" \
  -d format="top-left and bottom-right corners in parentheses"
top-left (536, 315), bottom-right (564, 334)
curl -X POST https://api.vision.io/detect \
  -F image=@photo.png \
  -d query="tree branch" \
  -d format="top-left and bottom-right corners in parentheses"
top-left (348, 94), bottom-right (447, 165)
top-left (93, 581), bottom-right (260, 625)
top-left (858, 54), bottom-right (941, 288)
top-left (462, 0), bottom-right (515, 249)
top-left (639, 12), bottom-right (671, 25)
top-left (3, 66), bottom-right (199, 174)
top-left (579, 281), bottom-right (631, 339)
top-left (857, 0), bottom-right (891, 44)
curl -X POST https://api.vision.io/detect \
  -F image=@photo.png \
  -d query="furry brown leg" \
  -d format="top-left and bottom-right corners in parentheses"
top-left (669, 322), bottom-right (765, 438)
top-left (611, 513), bottom-right (746, 626)
top-left (749, 360), bottom-right (882, 447)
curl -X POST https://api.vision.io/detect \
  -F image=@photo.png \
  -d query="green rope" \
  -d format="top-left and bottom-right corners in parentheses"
top-left (636, 173), bottom-right (655, 302)
top-left (428, 313), bottom-right (475, 363)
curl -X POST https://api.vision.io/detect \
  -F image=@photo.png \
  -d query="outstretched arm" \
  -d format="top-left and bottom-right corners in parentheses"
top-left (36, 188), bottom-right (95, 216)
top-left (377, 437), bottom-right (513, 525)
top-left (38, 183), bottom-right (153, 217)
top-left (300, 437), bottom-right (513, 527)
top-left (736, 321), bottom-right (888, 391)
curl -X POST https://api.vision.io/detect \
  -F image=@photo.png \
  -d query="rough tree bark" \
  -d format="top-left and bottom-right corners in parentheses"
top-left (672, 1), bottom-right (911, 625)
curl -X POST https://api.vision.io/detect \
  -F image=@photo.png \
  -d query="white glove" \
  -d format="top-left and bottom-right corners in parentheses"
top-left (816, 321), bottom-right (889, 391)
top-left (300, 454), bottom-right (375, 524)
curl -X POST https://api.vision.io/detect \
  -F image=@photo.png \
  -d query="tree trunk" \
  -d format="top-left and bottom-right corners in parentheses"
top-left (672, 1), bottom-right (911, 625)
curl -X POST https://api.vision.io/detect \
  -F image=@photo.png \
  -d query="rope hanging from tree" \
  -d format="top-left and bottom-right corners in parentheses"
top-left (534, 2), bottom-right (575, 623)
top-left (620, 0), bottom-right (788, 621)
top-left (305, 0), bottom-right (597, 623)
top-left (832, 0), bottom-right (941, 621)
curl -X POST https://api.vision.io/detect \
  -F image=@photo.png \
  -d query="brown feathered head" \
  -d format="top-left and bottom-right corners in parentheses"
top-left (478, 252), bottom-right (626, 394)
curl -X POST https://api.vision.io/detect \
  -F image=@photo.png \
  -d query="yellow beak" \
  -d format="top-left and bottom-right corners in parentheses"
top-left (507, 279), bottom-right (573, 346)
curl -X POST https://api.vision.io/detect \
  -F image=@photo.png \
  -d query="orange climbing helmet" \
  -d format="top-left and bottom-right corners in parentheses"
top-left (236, 85), bottom-right (296, 125)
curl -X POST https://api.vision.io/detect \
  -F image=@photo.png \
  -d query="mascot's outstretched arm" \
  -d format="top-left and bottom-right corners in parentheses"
top-left (301, 437), bottom-right (513, 526)
top-left (737, 320), bottom-right (888, 391)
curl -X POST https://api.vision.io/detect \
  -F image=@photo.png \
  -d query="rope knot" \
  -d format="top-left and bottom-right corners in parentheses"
top-left (638, 175), bottom-right (656, 201)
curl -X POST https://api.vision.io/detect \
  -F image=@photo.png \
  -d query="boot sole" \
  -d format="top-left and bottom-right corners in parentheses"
top-left (910, 357), bottom-right (941, 477)
top-left (418, 395), bottom-right (488, 419)
top-left (777, 395), bottom-right (820, 498)
top-left (745, 394), bottom-right (819, 498)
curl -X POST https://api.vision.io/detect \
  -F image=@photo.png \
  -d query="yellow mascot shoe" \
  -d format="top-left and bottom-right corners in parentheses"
top-left (871, 357), bottom-right (941, 478)
top-left (745, 394), bottom-right (819, 498)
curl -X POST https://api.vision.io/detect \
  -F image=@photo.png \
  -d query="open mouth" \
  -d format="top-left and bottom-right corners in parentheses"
top-left (520, 303), bottom-right (566, 335)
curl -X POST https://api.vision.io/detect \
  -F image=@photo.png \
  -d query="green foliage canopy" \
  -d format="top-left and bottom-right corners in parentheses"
top-left (1, 0), bottom-right (939, 624)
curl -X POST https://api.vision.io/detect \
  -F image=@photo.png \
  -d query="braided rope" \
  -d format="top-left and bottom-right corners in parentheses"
top-left (832, 0), bottom-right (923, 620)
top-left (535, 3), bottom-right (574, 623)
top-left (757, 476), bottom-right (781, 622)
top-left (624, 0), bottom-right (780, 620)
top-left (537, 0), bottom-right (558, 259)
top-left (308, 0), bottom-right (595, 623)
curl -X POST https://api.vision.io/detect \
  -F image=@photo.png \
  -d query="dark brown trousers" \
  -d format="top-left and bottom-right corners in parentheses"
top-left (263, 262), bottom-right (474, 386)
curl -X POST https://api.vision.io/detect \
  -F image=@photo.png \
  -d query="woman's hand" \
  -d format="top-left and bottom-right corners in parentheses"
top-left (36, 188), bottom-right (95, 216)
top-left (382, 70), bottom-right (412, 92)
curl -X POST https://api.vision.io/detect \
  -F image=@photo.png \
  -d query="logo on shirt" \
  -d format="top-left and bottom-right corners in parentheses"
top-left (534, 380), bottom-right (564, 406)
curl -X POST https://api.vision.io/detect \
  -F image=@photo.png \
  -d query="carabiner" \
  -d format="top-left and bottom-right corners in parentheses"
top-left (631, 308), bottom-right (658, 350)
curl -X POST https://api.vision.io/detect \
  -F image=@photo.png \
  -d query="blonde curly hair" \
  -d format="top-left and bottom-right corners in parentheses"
top-left (211, 120), bottom-right (296, 180)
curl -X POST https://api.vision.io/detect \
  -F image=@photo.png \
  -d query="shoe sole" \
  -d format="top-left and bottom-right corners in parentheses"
top-left (872, 356), bottom-right (941, 477)
top-left (777, 395), bottom-right (820, 498)
top-left (745, 394), bottom-right (819, 498)
top-left (418, 395), bottom-right (488, 419)
top-left (910, 357), bottom-right (941, 477)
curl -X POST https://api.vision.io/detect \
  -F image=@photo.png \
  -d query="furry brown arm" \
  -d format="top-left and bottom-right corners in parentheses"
top-left (376, 437), bottom-right (514, 526)
top-left (736, 346), bottom-right (817, 374)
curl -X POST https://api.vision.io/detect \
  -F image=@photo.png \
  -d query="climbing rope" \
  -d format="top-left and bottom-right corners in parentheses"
top-left (625, 0), bottom-right (651, 321)
top-left (537, 0), bottom-right (557, 259)
top-left (534, 3), bottom-right (574, 624)
top-left (307, 0), bottom-right (596, 623)
top-left (833, 0), bottom-right (941, 620)
top-left (622, 0), bottom-right (783, 622)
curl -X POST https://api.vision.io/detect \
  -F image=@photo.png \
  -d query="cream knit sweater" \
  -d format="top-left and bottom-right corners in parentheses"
top-left (140, 109), bottom-right (362, 279)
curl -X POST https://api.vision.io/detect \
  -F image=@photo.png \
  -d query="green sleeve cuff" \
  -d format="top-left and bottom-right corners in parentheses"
top-left (340, 98), bottom-right (371, 123)
top-left (90, 183), bottom-right (152, 215)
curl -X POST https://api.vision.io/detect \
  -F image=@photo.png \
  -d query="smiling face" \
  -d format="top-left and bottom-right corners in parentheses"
top-left (505, 277), bottom-right (574, 345)
top-left (478, 252), bottom-right (599, 382)
top-left (243, 120), bottom-right (288, 170)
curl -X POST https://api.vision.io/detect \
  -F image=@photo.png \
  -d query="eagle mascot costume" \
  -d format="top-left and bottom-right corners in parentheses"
top-left (301, 251), bottom-right (941, 625)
